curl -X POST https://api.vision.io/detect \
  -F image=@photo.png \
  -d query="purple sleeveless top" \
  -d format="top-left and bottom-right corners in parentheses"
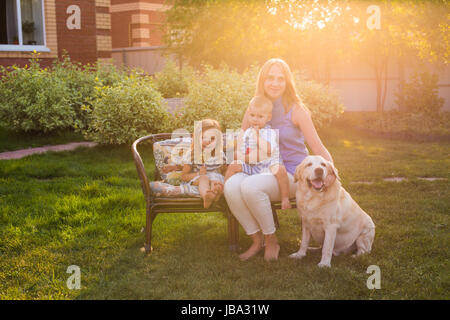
top-left (268, 97), bottom-right (309, 175)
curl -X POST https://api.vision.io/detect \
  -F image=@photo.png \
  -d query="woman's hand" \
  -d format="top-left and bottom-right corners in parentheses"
top-left (281, 197), bottom-right (292, 210)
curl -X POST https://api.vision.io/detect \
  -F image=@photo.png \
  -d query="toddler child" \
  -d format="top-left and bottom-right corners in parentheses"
top-left (181, 119), bottom-right (227, 208)
top-left (225, 96), bottom-right (291, 210)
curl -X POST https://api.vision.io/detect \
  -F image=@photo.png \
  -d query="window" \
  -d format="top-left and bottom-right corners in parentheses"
top-left (0, 0), bottom-right (49, 52)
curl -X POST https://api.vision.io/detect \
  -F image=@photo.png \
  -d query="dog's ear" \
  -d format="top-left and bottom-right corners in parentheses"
top-left (294, 162), bottom-right (305, 183)
top-left (324, 160), bottom-right (340, 187)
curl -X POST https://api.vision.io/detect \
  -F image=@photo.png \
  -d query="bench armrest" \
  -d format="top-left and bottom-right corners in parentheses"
top-left (131, 135), bottom-right (155, 200)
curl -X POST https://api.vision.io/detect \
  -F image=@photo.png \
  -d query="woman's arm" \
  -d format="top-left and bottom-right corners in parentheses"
top-left (292, 105), bottom-right (333, 163)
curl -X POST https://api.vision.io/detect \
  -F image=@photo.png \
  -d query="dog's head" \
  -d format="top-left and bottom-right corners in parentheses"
top-left (294, 155), bottom-right (340, 192)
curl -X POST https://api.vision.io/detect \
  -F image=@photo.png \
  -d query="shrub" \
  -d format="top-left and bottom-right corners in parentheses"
top-left (51, 55), bottom-right (130, 131)
top-left (294, 74), bottom-right (344, 128)
top-left (0, 54), bottom-right (129, 134)
top-left (395, 71), bottom-right (444, 115)
top-left (49, 56), bottom-right (96, 132)
top-left (176, 65), bottom-right (343, 131)
top-left (84, 75), bottom-right (172, 144)
top-left (152, 60), bottom-right (195, 98)
top-left (175, 65), bottom-right (257, 130)
top-left (0, 58), bottom-right (77, 133)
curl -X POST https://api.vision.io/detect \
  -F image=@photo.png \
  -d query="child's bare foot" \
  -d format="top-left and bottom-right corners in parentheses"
top-left (239, 242), bottom-right (263, 261)
top-left (203, 191), bottom-right (216, 208)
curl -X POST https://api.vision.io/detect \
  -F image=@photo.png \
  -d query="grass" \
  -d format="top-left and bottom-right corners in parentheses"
top-left (0, 127), bottom-right (85, 153)
top-left (0, 126), bottom-right (449, 299)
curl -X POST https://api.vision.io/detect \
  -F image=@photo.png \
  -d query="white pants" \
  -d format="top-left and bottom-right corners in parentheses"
top-left (224, 172), bottom-right (297, 235)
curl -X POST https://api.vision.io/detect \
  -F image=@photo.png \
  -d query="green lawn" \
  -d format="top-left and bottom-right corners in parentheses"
top-left (0, 127), bottom-right (85, 153)
top-left (0, 126), bottom-right (449, 299)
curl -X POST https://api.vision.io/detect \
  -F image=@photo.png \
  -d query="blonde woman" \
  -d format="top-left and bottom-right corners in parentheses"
top-left (224, 58), bottom-right (333, 261)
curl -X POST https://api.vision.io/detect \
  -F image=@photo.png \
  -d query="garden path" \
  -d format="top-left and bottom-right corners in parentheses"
top-left (0, 142), bottom-right (97, 160)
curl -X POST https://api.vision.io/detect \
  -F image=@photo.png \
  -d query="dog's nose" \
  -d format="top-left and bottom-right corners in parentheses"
top-left (314, 168), bottom-right (324, 177)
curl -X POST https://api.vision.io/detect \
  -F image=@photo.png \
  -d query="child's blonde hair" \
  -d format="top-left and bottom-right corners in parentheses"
top-left (191, 119), bottom-right (222, 161)
top-left (248, 95), bottom-right (273, 116)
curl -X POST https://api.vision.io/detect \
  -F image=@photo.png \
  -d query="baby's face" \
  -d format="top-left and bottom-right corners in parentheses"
top-left (248, 106), bottom-right (271, 129)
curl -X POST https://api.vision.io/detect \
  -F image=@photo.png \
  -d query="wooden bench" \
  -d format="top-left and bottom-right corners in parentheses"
top-left (132, 133), bottom-right (296, 254)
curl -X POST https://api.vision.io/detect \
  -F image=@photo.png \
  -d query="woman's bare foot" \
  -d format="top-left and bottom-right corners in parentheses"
top-left (264, 233), bottom-right (280, 261)
top-left (203, 190), bottom-right (216, 208)
top-left (239, 232), bottom-right (263, 261)
top-left (239, 243), bottom-right (263, 261)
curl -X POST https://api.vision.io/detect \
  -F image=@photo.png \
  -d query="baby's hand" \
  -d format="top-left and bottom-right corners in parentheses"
top-left (281, 197), bottom-right (292, 210)
top-left (199, 165), bottom-right (207, 175)
top-left (211, 181), bottom-right (224, 195)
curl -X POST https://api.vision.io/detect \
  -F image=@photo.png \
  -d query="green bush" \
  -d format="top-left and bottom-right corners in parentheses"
top-left (295, 74), bottom-right (344, 128)
top-left (0, 58), bottom-right (77, 133)
top-left (0, 54), bottom-right (129, 134)
top-left (175, 65), bottom-right (257, 130)
top-left (84, 75), bottom-right (172, 144)
top-left (51, 55), bottom-right (130, 131)
top-left (175, 65), bottom-right (343, 131)
top-left (152, 60), bottom-right (195, 98)
top-left (395, 71), bottom-right (444, 114)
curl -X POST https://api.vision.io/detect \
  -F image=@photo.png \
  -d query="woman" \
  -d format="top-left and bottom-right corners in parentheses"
top-left (224, 58), bottom-right (333, 261)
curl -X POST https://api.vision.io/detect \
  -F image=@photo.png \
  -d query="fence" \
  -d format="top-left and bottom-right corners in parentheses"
top-left (111, 46), bottom-right (175, 76)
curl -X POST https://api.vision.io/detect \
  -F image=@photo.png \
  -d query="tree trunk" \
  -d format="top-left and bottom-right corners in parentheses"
top-left (375, 67), bottom-right (383, 113)
top-left (381, 57), bottom-right (389, 112)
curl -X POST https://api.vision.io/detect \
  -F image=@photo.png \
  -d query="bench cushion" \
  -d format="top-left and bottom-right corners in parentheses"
top-left (153, 137), bottom-right (191, 185)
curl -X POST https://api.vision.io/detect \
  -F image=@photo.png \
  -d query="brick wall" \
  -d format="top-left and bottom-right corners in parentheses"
top-left (111, 0), bottom-right (168, 48)
top-left (0, 0), bottom-right (111, 68)
top-left (0, 58), bottom-right (54, 69)
top-left (96, 0), bottom-right (112, 60)
top-left (55, 0), bottom-right (98, 64)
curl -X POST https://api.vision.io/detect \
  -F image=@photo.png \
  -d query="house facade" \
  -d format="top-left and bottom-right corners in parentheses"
top-left (111, 0), bottom-right (168, 48)
top-left (110, 0), bottom-right (171, 75)
top-left (0, 0), bottom-right (112, 68)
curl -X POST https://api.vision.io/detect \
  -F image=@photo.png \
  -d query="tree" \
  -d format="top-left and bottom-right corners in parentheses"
top-left (163, 0), bottom-right (449, 112)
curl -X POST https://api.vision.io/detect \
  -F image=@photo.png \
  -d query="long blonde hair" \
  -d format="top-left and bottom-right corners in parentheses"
top-left (255, 58), bottom-right (309, 114)
top-left (191, 119), bottom-right (222, 162)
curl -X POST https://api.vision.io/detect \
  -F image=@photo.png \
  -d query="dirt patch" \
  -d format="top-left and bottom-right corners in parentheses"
top-left (383, 177), bottom-right (407, 182)
top-left (417, 177), bottom-right (447, 181)
top-left (0, 142), bottom-right (98, 160)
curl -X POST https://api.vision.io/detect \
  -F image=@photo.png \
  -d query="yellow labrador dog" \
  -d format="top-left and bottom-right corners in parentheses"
top-left (289, 155), bottom-right (375, 267)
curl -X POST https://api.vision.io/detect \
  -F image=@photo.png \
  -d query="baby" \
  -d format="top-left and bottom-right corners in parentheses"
top-left (225, 96), bottom-right (291, 210)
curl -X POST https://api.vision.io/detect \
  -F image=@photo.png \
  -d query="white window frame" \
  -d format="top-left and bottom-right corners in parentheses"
top-left (0, 0), bottom-right (50, 52)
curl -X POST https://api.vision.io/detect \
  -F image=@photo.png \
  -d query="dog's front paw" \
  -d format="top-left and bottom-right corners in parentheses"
top-left (289, 252), bottom-right (306, 259)
top-left (317, 262), bottom-right (331, 268)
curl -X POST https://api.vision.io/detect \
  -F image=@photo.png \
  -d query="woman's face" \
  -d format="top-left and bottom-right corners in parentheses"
top-left (263, 64), bottom-right (286, 101)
